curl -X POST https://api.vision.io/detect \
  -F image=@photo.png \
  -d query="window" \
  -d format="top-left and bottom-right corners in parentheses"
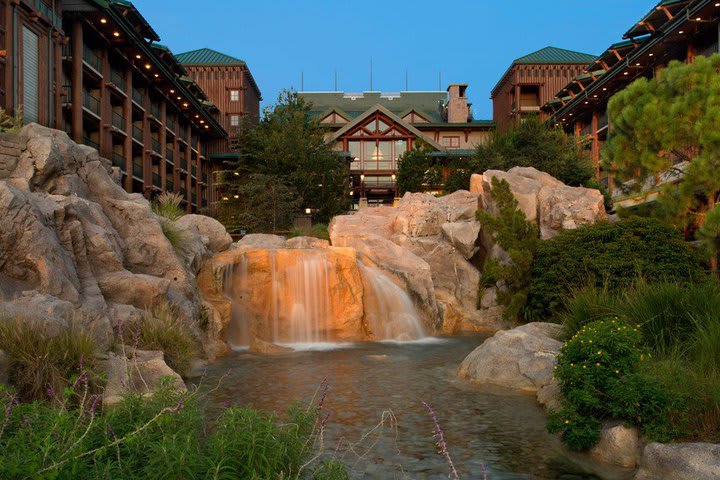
top-left (230, 90), bottom-right (240, 102)
top-left (199, 72), bottom-right (204, 80)
top-left (230, 115), bottom-right (240, 127)
top-left (441, 136), bottom-right (460, 149)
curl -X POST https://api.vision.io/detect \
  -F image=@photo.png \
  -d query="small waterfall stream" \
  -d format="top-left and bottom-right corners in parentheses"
top-left (222, 249), bottom-right (426, 349)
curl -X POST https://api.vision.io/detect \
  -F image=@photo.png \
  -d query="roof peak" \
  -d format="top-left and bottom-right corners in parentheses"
top-left (175, 48), bottom-right (245, 66)
top-left (513, 46), bottom-right (597, 65)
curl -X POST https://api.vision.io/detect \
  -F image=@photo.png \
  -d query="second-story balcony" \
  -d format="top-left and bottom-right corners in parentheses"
top-left (83, 44), bottom-right (102, 73)
top-left (179, 157), bottom-right (187, 171)
top-left (83, 90), bottom-right (100, 116)
top-left (111, 111), bottom-right (126, 131)
top-left (166, 116), bottom-right (176, 132)
top-left (166, 180), bottom-right (174, 192)
top-left (151, 138), bottom-right (162, 155)
top-left (132, 87), bottom-right (145, 107)
top-left (109, 68), bottom-right (126, 92)
top-left (132, 162), bottom-right (143, 179)
top-left (112, 152), bottom-right (125, 169)
top-left (150, 103), bottom-right (161, 120)
top-left (83, 136), bottom-right (99, 150)
top-left (132, 125), bottom-right (143, 144)
top-left (152, 172), bottom-right (162, 188)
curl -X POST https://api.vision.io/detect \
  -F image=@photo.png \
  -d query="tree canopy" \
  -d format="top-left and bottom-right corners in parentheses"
top-left (473, 117), bottom-right (593, 187)
top-left (604, 54), bottom-right (720, 226)
top-left (216, 90), bottom-right (348, 233)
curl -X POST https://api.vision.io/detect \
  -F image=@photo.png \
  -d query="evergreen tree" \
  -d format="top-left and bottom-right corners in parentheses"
top-left (395, 142), bottom-right (442, 195)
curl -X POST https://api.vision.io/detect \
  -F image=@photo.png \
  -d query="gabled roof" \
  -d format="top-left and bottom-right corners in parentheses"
top-left (513, 46), bottom-right (597, 65)
top-left (300, 91), bottom-right (447, 123)
top-left (175, 48), bottom-right (246, 66)
top-left (327, 104), bottom-right (444, 151)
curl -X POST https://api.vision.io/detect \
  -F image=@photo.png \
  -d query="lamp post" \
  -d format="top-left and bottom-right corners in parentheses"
top-left (391, 173), bottom-right (399, 207)
top-left (359, 173), bottom-right (367, 209)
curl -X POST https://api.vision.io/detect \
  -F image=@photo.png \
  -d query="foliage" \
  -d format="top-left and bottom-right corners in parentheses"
top-left (288, 223), bottom-right (330, 241)
top-left (152, 192), bottom-right (185, 221)
top-left (0, 107), bottom-right (23, 133)
top-left (396, 142), bottom-right (442, 195)
top-left (221, 90), bottom-right (348, 232)
top-left (159, 219), bottom-right (190, 256)
top-left (118, 303), bottom-right (200, 376)
top-left (604, 54), bottom-right (720, 241)
top-left (559, 281), bottom-right (720, 442)
top-left (476, 177), bottom-right (540, 321)
top-left (698, 203), bottom-right (720, 269)
top-left (0, 381), bottom-right (348, 479)
top-left (0, 315), bottom-right (97, 402)
top-left (548, 319), bottom-right (673, 450)
top-left (473, 117), bottom-right (593, 186)
top-left (526, 217), bottom-right (700, 320)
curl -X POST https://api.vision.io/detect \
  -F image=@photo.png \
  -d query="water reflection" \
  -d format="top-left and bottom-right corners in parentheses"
top-left (198, 336), bottom-right (633, 480)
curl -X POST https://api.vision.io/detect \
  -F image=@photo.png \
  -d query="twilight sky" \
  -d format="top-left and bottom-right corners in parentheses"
top-left (132, 0), bottom-right (658, 119)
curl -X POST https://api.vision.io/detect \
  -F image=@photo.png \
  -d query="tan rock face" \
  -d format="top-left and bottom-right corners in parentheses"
top-left (635, 442), bottom-right (720, 480)
top-left (589, 421), bottom-right (642, 469)
top-left (198, 247), bottom-right (366, 347)
top-left (174, 214), bottom-right (232, 253)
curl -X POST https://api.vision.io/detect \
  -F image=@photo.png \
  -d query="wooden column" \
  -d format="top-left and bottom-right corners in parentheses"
top-left (99, 47), bottom-right (110, 158)
top-left (123, 67), bottom-right (132, 192)
top-left (591, 111), bottom-right (600, 181)
top-left (185, 124), bottom-right (191, 212)
top-left (160, 99), bottom-right (166, 190)
top-left (142, 92), bottom-right (151, 198)
top-left (52, 32), bottom-right (63, 130)
top-left (70, 20), bottom-right (83, 144)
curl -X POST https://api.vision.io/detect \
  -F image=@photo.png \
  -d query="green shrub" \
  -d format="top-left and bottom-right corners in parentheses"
top-left (152, 192), bottom-right (185, 221)
top-left (526, 217), bottom-right (700, 320)
top-left (0, 316), bottom-right (97, 401)
top-left (476, 177), bottom-right (540, 321)
top-left (549, 319), bottom-right (674, 450)
top-left (0, 381), bottom-right (347, 479)
top-left (119, 303), bottom-right (200, 375)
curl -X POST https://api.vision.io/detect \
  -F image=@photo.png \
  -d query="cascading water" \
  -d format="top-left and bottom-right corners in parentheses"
top-left (358, 262), bottom-right (426, 341)
top-left (222, 248), bottom-right (427, 350)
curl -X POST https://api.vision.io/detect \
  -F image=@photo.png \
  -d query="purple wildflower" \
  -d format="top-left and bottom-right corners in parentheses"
top-left (422, 401), bottom-right (460, 480)
top-left (107, 423), bottom-right (117, 441)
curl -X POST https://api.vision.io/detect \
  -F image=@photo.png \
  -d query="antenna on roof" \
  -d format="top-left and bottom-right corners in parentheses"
top-left (438, 71), bottom-right (442, 91)
top-left (370, 58), bottom-right (373, 91)
top-left (301, 69), bottom-right (304, 92)
top-left (405, 67), bottom-right (408, 91)
top-left (334, 69), bottom-right (337, 92)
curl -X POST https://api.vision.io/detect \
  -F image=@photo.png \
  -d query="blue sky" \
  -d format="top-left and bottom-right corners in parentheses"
top-left (132, 0), bottom-right (658, 119)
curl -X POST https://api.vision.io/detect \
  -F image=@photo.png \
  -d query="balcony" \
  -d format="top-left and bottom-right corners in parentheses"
top-left (166, 116), bottom-right (175, 132)
top-left (202, 198), bottom-right (208, 208)
top-left (150, 103), bottom-right (161, 120)
top-left (192, 193), bottom-right (197, 205)
top-left (152, 172), bottom-right (162, 188)
top-left (132, 87), bottom-right (144, 107)
top-left (24, 0), bottom-right (62, 28)
top-left (110, 68), bottom-right (125, 91)
top-left (112, 152), bottom-right (125, 169)
top-left (83, 136), bottom-right (99, 150)
top-left (111, 111), bottom-right (126, 131)
top-left (166, 180), bottom-right (174, 192)
top-left (190, 164), bottom-right (196, 178)
top-left (132, 125), bottom-right (143, 143)
top-left (132, 162), bottom-right (143, 179)
top-left (83, 90), bottom-right (100, 116)
top-left (166, 148), bottom-right (174, 164)
top-left (151, 138), bottom-right (162, 154)
top-left (83, 44), bottom-right (102, 73)
top-left (179, 157), bottom-right (187, 171)
top-left (202, 172), bottom-right (208, 184)
top-left (179, 188), bottom-right (187, 200)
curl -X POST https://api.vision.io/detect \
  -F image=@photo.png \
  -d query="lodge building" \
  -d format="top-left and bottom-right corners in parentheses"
top-left (543, 0), bottom-right (720, 202)
top-left (491, 47), bottom-right (597, 132)
top-left (300, 84), bottom-right (494, 206)
top-left (0, 0), bottom-right (260, 212)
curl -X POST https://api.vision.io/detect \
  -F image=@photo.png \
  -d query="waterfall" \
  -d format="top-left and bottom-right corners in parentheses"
top-left (222, 248), bottom-right (426, 349)
top-left (358, 262), bottom-right (427, 341)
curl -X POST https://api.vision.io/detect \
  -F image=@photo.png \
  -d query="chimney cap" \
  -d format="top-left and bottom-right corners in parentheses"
top-left (446, 83), bottom-right (469, 91)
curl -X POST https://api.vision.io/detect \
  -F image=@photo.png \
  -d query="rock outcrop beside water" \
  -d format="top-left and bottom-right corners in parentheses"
top-left (457, 322), bottom-right (562, 391)
top-left (634, 442), bottom-right (720, 479)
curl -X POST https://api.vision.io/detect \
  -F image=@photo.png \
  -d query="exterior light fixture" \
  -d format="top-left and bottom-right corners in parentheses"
top-left (204, 125), bottom-right (209, 129)
top-left (233, 195), bottom-right (239, 199)
top-left (584, 101), bottom-right (589, 104)
top-left (679, 30), bottom-right (684, 34)
top-left (222, 196), bottom-right (229, 201)
top-left (305, 208), bottom-right (312, 215)
top-left (170, 89), bottom-right (175, 93)
top-left (624, 71), bottom-right (629, 75)
top-left (136, 54), bottom-right (142, 59)
top-left (649, 53), bottom-right (654, 57)
top-left (113, 31), bottom-right (120, 37)
top-left (199, 120), bottom-right (205, 124)
top-left (360, 174), bottom-right (365, 181)
top-left (145, 64), bottom-right (151, 69)
top-left (183, 102), bottom-right (189, 107)
top-left (391, 174), bottom-right (396, 181)
top-left (177, 96), bottom-right (181, 100)
top-left (569, 113), bottom-right (573, 116)
top-left (194, 114), bottom-right (200, 118)
top-left (100, 18), bottom-right (108, 24)
top-left (636, 63), bottom-right (641, 66)
top-left (349, 191), bottom-right (354, 196)
top-left (154, 74), bottom-right (160, 78)
top-left (696, 17), bottom-right (702, 21)
top-left (593, 94), bottom-right (598, 98)
top-left (603, 87), bottom-right (607, 91)
top-left (233, 172), bottom-right (240, 176)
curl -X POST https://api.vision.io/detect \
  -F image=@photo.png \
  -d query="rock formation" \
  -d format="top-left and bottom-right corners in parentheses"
top-left (457, 322), bottom-right (562, 392)
top-left (634, 443), bottom-right (720, 479)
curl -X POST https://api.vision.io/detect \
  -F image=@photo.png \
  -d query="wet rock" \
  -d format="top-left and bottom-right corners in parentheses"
top-left (249, 337), bottom-right (293, 355)
top-left (285, 236), bottom-right (330, 249)
top-left (589, 421), bottom-right (642, 468)
top-left (536, 377), bottom-right (561, 411)
top-left (458, 322), bottom-right (562, 392)
top-left (234, 233), bottom-right (286, 249)
top-left (635, 442), bottom-right (720, 480)
top-left (441, 220), bottom-right (482, 259)
top-left (97, 270), bottom-right (170, 310)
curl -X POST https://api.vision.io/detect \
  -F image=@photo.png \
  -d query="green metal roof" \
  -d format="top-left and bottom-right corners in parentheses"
top-left (300, 91), bottom-right (447, 123)
top-left (513, 46), bottom-right (597, 65)
top-left (175, 48), bottom-right (246, 66)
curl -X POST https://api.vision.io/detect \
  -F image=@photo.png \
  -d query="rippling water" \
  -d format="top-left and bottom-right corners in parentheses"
top-left (198, 336), bottom-right (633, 480)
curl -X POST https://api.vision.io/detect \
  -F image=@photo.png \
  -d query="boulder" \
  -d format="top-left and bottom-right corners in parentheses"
top-left (635, 443), bottom-right (720, 480)
top-left (285, 236), bottom-right (330, 249)
top-left (234, 233), bottom-right (287, 250)
top-left (458, 322), bottom-right (562, 392)
top-left (441, 221), bottom-right (482, 259)
top-left (173, 214), bottom-right (232, 253)
top-left (249, 337), bottom-right (293, 355)
top-left (101, 349), bottom-right (186, 407)
top-left (97, 270), bottom-right (170, 310)
top-left (536, 377), bottom-right (561, 411)
top-left (589, 421), bottom-right (642, 468)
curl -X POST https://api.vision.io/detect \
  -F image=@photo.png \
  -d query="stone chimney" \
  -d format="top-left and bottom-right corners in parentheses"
top-left (446, 84), bottom-right (469, 123)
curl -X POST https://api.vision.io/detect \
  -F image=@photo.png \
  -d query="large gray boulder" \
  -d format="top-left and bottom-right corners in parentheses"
top-left (634, 443), bottom-right (720, 480)
top-left (233, 233), bottom-right (286, 250)
top-left (174, 214), bottom-right (232, 253)
top-left (589, 421), bottom-right (643, 469)
top-left (458, 322), bottom-right (562, 392)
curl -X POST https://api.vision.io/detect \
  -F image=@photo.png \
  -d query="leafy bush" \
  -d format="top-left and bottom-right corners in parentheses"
top-left (526, 217), bottom-right (700, 320)
top-left (0, 315), bottom-right (97, 401)
top-left (473, 117), bottom-right (593, 187)
top-left (0, 107), bottom-right (23, 133)
top-left (0, 381), bottom-right (346, 479)
top-left (476, 177), bottom-right (539, 321)
top-left (559, 281), bottom-right (720, 441)
top-left (548, 319), bottom-right (673, 450)
top-left (152, 192), bottom-right (185, 221)
top-left (396, 143), bottom-right (442, 195)
top-left (118, 303), bottom-right (200, 375)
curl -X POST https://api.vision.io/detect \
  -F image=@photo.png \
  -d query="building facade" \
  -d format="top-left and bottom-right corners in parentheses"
top-left (0, 0), bottom-right (260, 213)
top-left (543, 0), bottom-right (720, 204)
top-left (491, 47), bottom-right (597, 132)
top-left (300, 84), bottom-right (493, 206)
top-left (176, 48), bottom-right (262, 154)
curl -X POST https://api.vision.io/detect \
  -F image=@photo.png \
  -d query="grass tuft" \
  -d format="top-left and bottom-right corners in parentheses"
top-left (152, 192), bottom-right (185, 221)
